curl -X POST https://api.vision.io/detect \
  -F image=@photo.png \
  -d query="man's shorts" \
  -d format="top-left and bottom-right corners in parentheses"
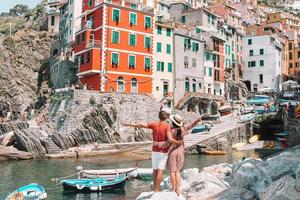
top-left (152, 151), bottom-right (168, 170)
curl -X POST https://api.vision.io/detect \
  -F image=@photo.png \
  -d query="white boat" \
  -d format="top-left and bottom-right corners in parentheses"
top-left (240, 113), bottom-right (255, 123)
top-left (79, 167), bottom-right (138, 178)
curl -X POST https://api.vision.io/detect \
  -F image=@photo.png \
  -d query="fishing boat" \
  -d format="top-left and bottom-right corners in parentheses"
top-left (79, 167), bottom-right (137, 179)
top-left (5, 183), bottom-right (47, 200)
top-left (243, 106), bottom-right (255, 114)
top-left (240, 113), bottom-right (255, 123)
top-left (246, 95), bottom-right (270, 105)
top-left (201, 114), bottom-right (220, 121)
top-left (61, 177), bottom-right (126, 192)
top-left (232, 142), bottom-right (246, 150)
top-left (191, 125), bottom-right (206, 133)
top-left (249, 134), bottom-right (260, 144)
top-left (219, 105), bottom-right (232, 116)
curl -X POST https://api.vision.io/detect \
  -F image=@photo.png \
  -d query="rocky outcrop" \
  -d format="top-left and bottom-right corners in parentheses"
top-left (137, 146), bottom-right (300, 200)
top-left (0, 121), bottom-right (28, 135)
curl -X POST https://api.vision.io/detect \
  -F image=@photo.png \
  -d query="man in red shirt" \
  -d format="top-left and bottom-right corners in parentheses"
top-left (123, 110), bottom-right (181, 192)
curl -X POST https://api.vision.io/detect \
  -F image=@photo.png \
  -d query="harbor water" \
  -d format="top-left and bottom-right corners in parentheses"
top-left (0, 151), bottom-right (258, 200)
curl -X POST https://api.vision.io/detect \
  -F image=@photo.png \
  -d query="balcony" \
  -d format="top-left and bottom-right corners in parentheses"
top-left (86, 40), bottom-right (102, 49)
top-left (47, 0), bottom-right (62, 5)
top-left (47, 7), bottom-right (60, 15)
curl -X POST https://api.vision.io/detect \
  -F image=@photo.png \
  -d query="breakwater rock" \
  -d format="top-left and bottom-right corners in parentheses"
top-left (2, 90), bottom-right (198, 158)
top-left (137, 145), bottom-right (300, 200)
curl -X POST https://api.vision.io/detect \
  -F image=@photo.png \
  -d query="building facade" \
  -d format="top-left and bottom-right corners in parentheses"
top-left (173, 29), bottom-right (205, 104)
top-left (243, 35), bottom-right (283, 92)
top-left (73, 0), bottom-right (154, 94)
top-left (47, 0), bottom-right (63, 33)
top-left (153, 22), bottom-right (174, 102)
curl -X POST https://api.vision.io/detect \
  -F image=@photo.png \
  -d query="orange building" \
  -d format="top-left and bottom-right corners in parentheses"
top-left (73, 0), bottom-right (154, 94)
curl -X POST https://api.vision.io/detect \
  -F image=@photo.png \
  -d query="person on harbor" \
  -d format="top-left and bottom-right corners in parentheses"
top-left (154, 114), bottom-right (201, 196)
top-left (122, 109), bottom-right (181, 192)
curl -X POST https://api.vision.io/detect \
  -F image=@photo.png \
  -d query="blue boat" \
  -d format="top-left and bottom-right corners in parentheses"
top-left (61, 177), bottom-right (126, 192)
top-left (192, 125), bottom-right (206, 133)
top-left (5, 183), bottom-right (47, 200)
top-left (246, 95), bottom-right (270, 105)
top-left (275, 131), bottom-right (288, 138)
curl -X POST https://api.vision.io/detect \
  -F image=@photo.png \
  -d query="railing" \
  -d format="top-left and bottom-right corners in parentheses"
top-left (86, 40), bottom-right (102, 48)
top-left (47, 8), bottom-right (60, 14)
top-left (47, 0), bottom-right (61, 4)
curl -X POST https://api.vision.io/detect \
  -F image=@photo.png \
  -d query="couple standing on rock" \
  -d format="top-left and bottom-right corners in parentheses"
top-left (123, 108), bottom-right (201, 196)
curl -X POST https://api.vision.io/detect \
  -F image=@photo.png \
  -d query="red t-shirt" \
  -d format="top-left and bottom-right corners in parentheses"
top-left (148, 122), bottom-right (170, 153)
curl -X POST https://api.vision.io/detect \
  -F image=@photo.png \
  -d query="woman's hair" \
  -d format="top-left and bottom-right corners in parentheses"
top-left (172, 122), bottom-right (183, 141)
top-left (158, 111), bottom-right (168, 120)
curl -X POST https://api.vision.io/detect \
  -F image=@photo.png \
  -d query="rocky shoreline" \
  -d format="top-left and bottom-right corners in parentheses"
top-left (137, 145), bottom-right (300, 200)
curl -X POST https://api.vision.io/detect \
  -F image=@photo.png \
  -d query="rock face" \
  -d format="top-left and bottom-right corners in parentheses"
top-left (0, 3), bottom-right (52, 120)
top-left (6, 90), bottom-right (198, 157)
top-left (0, 121), bottom-right (28, 135)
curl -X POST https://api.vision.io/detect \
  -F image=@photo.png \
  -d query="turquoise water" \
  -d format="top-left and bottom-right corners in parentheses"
top-left (0, 151), bottom-right (257, 200)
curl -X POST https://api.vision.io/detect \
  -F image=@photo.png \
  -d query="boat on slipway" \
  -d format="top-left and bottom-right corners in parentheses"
top-left (61, 177), bottom-right (127, 192)
top-left (5, 183), bottom-right (47, 200)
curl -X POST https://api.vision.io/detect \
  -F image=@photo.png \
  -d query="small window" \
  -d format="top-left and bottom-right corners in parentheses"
top-left (145, 57), bottom-right (151, 70)
top-left (129, 13), bottom-right (137, 25)
top-left (80, 54), bottom-right (84, 64)
top-left (209, 68), bottom-right (212, 77)
top-left (144, 36), bottom-right (151, 49)
top-left (157, 42), bottom-right (162, 52)
top-left (51, 16), bottom-right (55, 26)
top-left (248, 39), bottom-right (252, 45)
top-left (166, 28), bottom-right (171, 36)
top-left (185, 78), bottom-right (190, 92)
top-left (181, 16), bottom-right (186, 23)
top-left (130, 3), bottom-right (137, 9)
top-left (112, 9), bottom-right (120, 22)
top-left (259, 49), bottom-right (264, 55)
top-left (260, 60), bottom-right (264, 66)
top-left (112, 52), bottom-right (119, 65)
top-left (129, 55), bottom-right (136, 67)
top-left (145, 16), bottom-right (151, 28)
top-left (168, 63), bottom-right (172, 72)
top-left (112, 30), bottom-right (119, 44)
top-left (259, 74), bottom-right (263, 84)
top-left (166, 44), bottom-right (171, 54)
top-left (248, 61), bottom-right (256, 67)
top-left (184, 56), bottom-right (189, 68)
top-left (87, 51), bottom-right (91, 63)
top-left (76, 34), bottom-right (80, 45)
top-left (289, 42), bottom-right (293, 50)
top-left (192, 42), bottom-right (199, 52)
top-left (249, 50), bottom-right (254, 56)
top-left (156, 61), bottom-right (164, 72)
top-left (129, 34), bottom-right (136, 46)
top-left (289, 63), bottom-right (293, 68)
top-left (289, 52), bottom-right (293, 60)
top-left (157, 26), bottom-right (162, 34)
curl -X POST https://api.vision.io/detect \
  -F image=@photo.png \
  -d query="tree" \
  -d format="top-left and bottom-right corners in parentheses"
top-left (9, 4), bottom-right (30, 16)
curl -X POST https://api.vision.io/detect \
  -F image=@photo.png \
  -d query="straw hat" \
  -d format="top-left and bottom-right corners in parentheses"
top-left (170, 114), bottom-right (183, 127)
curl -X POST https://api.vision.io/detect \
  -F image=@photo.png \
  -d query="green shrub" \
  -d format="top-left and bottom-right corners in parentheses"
top-left (2, 36), bottom-right (15, 48)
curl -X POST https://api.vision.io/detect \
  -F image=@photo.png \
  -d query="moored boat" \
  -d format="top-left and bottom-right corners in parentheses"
top-left (240, 113), bottom-right (255, 123)
top-left (5, 183), bottom-right (47, 200)
top-left (246, 95), bottom-right (270, 106)
top-left (249, 134), bottom-right (260, 144)
top-left (61, 177), bottom-right (126, 192)
top-left (219, 105), bottom-right (232, 116)
top-left (79, 167), bottom-right (137, 179)
top-left (201, 114), bottom-right (220, 121)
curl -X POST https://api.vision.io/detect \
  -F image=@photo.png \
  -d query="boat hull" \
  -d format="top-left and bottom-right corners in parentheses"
top-left (81, 168), bottom-right (137, 179)
top-left (62, 178), bottom-right (126, 192)
top-left (5, 183), bottom-right (47, 200)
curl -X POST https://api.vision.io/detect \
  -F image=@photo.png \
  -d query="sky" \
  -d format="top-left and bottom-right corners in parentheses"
top-left (0, 0), bottom-right (41, 13)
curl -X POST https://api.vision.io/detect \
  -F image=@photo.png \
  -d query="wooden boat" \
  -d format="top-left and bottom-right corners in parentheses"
top-left (61, 177), bottom-right (126, 192)
top-left (192, 125), bottom-right (206, 133)
top-left (201, 114), bottom-right (220, 121)
top-left (201, 150), bottom-right (226, 155)
top-left (249, 134), bottom-right (260, 144)
top-left (219, 105), bottom-right (232, 116)
top-left (240, 113), bottom-right (255, 123)
top-left (80, 167), bottom-right (137, 179)
top-left (5, 183), bottom-right (47, 200)
top-left (232, 142), bottom-right (246, 150)
top-left (246, 95), bottom-right (270, 105)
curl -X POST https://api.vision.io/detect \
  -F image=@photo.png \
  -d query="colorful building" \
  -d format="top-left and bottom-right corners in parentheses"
top-left (152, 22), bottom-right (174, 103)
top-left (173, 27), bottom-right (205, 104)
top-left (73, 0), bottom-right (154, 94)
top-left (46, 0), bottom-right (63, 33)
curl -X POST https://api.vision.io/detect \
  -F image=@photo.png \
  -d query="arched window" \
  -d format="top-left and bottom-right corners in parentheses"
top-left (52, 49), bottom-right (58, 57)
top-left (131, 78), bottom-right (138, 93)
top-left (192, 79), bottom-right (196, 92)
top-left (117, 76), bottom-right (125, 92)
top-left (185, 78), bottom-right (190, 92)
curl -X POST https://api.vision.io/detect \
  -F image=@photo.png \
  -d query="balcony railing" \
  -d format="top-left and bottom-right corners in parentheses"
top-left (86, 40), bottom-right (102, 49)
top-left (47, 8), bottom-right (60, 15)
top-left (47, 0), bottom-right (61, 4)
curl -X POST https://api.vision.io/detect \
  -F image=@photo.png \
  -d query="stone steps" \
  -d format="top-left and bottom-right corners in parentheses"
top-left (42, 137), bottom-right (61, 154)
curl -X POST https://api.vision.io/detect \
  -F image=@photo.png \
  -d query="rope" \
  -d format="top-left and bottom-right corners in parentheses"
top-left (51, 173), bottom-right (78, 183)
